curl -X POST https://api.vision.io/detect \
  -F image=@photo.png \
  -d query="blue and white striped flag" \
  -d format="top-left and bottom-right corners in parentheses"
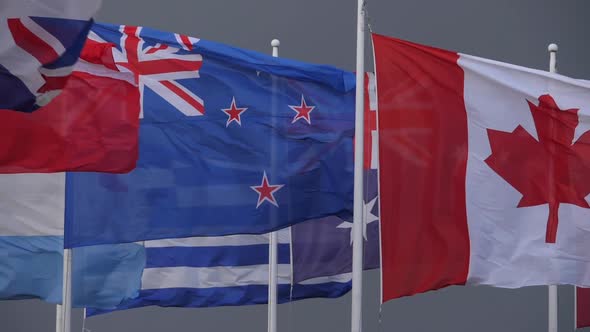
top-left (86, 228), bottom-right (354, 316)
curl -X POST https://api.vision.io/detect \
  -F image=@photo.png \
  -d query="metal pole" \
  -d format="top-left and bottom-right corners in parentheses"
top-left (351, 0), bottom-right (366, 331)
top-left (547, 42), bottom-right (558, 332)
top-left (267, 38), bottom-right (281, 332)
top-left (548, 285), bottom-right (558, 332)
top-left (60, 248), bottom-right (72, 332)
top-left (549, 43), bottom-right (558, 74)
top-left (55, 305), bottom-right (62, 332)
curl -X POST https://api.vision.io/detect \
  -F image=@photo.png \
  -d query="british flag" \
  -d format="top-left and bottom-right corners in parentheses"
top-left (1, 0), bottom-right (98, 113)
top-left (88, 25), bottom-right (204, 118)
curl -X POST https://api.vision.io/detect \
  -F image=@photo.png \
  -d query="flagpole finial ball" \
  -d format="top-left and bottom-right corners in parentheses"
top-left (548, 44), bottom-right (558, 52)
top-left (271, 39), bottom-right (280, 47)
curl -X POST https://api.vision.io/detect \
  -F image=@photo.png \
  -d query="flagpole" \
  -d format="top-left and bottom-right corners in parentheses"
top-left (59, 248), bottom-right (73, 332)
top-left (547, 42), bottom-right (558, 332)
top-left (55, 305), bottom-right (62, 332)
top-left (268, 230), bottom-right (279, 332)
top-left (351, 0), bottom-right (366, 331)
top-left (267, 38), bottom-right (281, 332)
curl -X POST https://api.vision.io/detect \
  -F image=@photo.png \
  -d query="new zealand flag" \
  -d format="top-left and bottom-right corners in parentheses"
top-left (65, 23), bottom-right (356, 247)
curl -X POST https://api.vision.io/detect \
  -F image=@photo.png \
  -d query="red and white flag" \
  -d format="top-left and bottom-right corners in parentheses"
top-left (0, 38), bottom-right (140, 173)
top-left (372, 33), bottom-right (590, 302)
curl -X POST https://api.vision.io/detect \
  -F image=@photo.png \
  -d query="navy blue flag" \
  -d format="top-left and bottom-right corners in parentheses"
top-left (64, 23), bottom-right (355, 248)
top-left (291, 170), bottom-right (380, 283)
top-left (1, 0), bottom-right (101, 112)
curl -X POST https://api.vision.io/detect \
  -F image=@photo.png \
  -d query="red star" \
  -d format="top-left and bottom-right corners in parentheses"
top-left (289, 95), bottom-right (315, 124)
top-left (250, 171), bottom-right (284, 208)
top-left (221, 97), bottom-right (247, 127)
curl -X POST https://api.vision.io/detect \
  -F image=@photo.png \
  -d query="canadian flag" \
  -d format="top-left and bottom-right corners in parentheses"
top-left (372, 33), bottom-right (590, 302)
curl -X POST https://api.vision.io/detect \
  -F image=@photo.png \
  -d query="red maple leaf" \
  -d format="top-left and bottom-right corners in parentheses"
top-left (485, 94), bottom-right (590, 243)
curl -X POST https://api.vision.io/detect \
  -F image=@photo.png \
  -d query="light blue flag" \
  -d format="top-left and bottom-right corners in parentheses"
top-left (0, 173), bottom-right (145, 309)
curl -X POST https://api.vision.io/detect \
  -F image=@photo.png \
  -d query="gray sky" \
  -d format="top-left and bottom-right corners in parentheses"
top-left (2, 0), bottom-right (590, 331)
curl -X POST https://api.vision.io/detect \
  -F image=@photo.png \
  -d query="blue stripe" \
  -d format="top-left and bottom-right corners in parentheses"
top-left (86, 280), bottom-right (351, 317)
top-left (146, 243), bottom-right (290, 268)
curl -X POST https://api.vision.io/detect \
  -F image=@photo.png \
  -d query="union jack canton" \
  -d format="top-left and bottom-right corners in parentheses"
top-left (88, 25), bottom-right (203, 118)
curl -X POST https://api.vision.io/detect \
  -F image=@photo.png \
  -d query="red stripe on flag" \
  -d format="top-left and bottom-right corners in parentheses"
top-left (364, 73), bottom-right (376, 169)
top-left (7, 18), bottom-right (60, 65)
top-left (353, 73), bottom-right (376, 169)
top-left (37, 75), bottom-right (68, 93)
top-left (577, 287), bottom-right (590, 329)
top-left (160, 80), bottom-right (205, 114)
top-left (179, 34), bottom-right (193, 50)
top-left (135, 59), bottom-right (202, 76)
top-left (146, 44), bottom-right (169, 54)
top-left (122, 26), bottom-right (140, 66)
top-left (121, 26), bottom-right (142, 83)
top-left (373, 33), bottom-right (470, 302)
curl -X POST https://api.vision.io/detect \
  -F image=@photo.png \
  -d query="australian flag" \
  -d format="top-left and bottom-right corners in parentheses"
top-left (64, 23), bottom-right (356, 248)
top-left (291, 73), bottom-right (380, 281)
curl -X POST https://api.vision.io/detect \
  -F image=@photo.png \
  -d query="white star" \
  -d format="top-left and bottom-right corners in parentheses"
top-left (337, 197), bottom-right (379, 245)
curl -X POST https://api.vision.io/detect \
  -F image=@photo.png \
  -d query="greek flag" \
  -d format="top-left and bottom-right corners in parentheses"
top-left (86, 227), bottom-right (354, 316)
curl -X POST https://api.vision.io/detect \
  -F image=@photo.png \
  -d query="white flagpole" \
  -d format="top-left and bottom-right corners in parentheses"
top-left (351, 0), bottom-right (366, 331)
top-left (55, 305), bottom-right (62, 332)
top-left (268, 231), bottom-right (279, 332)
top-left (547, 42), bottom-right (558, 332)
top-left (267, 38), bottom-right (281, 332)
top-left (59, 248), bottom-right (73, 332)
